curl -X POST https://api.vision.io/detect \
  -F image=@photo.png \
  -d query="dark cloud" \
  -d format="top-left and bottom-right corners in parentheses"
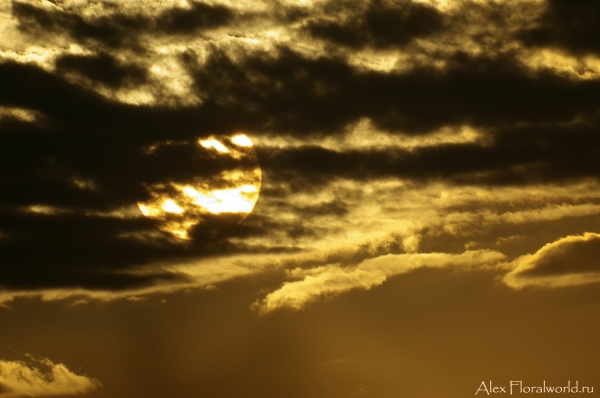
top-left (518, 0), bottom-right (600, 56)
top-left (305, 0), bottom-right (443, 50)
top-left (504, 233), bottom-right (600, 288)
top-left (13, 1), bottom-right (234, 49)
top-left (13, 1), bottom-right (146, 49)
top-left (258, 118), bottom-right (600, 188)
top-left (3, 1), bottom-right (600, 396)
top-left (158, 1), bottom-right (233, 35)
top-left (3, 0), bottom-right (600, 295)
top-left (0, 57), bottom-right (263, 138)
top-left (0, 61), bottom-right (150, 130)
top-left (0, 201), bottom-right (287, 291)
top-left (0, 97), bottom-right (290, 291)
top-left (0, 65), bottom-right (271, 291)
top-left (55, 52), bottom-right (148, 88)
top-left (516, 233), bottom-right (600, 278)
top-left (188, 48), bottom-right (600, 135)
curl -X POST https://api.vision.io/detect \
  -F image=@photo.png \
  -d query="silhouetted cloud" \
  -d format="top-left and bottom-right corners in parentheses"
top-left (518, 0), bottom-right (600, 56)
top-left (158, 2), bottom-right (233, 35)
top-left (3, 3), bottom-right (600, 398)
top-left (1, 0), bottom-right (600, 305)
top-left (13, 1), bottom-right (234, 49)
top-left (55, 52), bottom-right (148, 88)
top-left (306, 0), bottom-right (444, 49)
top-left (187, 49), bottom-right (600, 135)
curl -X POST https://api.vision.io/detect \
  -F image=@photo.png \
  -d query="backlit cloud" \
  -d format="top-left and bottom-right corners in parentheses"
top-left (3, 1), bottom-right (600, 397)
top-left (256, 250), bottom-right (506, 313)
top-left (504, 233), bottom-right (600, 288)
top-left (1, 0), bottom-right (600, 309)
top-left (0, 355), bottom-right (100, 397)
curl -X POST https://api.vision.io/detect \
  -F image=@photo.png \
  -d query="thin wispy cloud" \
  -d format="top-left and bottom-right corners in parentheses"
top-left (255, 250), bottom-right (506, 313)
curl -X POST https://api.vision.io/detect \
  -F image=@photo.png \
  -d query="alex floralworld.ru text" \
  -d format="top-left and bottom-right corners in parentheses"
top-left (476, 381), bottom-right (593, 395)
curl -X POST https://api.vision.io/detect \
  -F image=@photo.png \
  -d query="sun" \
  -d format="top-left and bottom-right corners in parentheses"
top-left (137, 133), bottom-right (261, 240)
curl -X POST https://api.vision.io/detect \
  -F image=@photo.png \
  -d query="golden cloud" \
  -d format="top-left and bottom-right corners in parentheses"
top-left (255, 250), bottom-right (506, 313)
top-left (0, 355), bottom-right (100, 397)
top-left (503, 232), bottom-right (600, 288)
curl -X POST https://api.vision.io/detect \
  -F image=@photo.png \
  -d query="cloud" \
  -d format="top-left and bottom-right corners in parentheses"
top-left (258, 119), bottom-right (600, 189)
top-left (255, 250), bottom-right (505, 313)
top-left (518, 0), bottom-right (600, 57)
top-left (12, 1), bottom-right (234, 49)
top-left (1, 0), bottom-right (600, 307)
top-left (503, 233), bottom-right (600, 288)
top-left (305, 0), bottom-right (444, 50)
top-left (189, 47), bottom-right (600, 137)
top-left (0, 355), bottom-right (100, 397)
top-left (0, 252), bottom-right (262, 305)
top-left (157, 2), bottom-right (234, 35)
top-left (55, 51), bottom-right (148, 89)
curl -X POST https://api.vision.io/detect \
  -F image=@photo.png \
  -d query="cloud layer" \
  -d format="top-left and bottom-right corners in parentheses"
top-left (1, 0), bottom-right (600, 306)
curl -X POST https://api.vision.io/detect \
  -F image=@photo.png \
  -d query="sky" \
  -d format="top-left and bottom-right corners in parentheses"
top-left (1, 0), bottom-right (600, 396)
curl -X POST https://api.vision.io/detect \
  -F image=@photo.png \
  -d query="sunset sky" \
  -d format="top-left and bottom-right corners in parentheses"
top-left (1, 0), bottom-right (600, 397)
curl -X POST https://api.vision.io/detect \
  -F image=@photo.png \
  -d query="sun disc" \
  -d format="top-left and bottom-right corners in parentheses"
top-left (137, 133), bottom-right (261, 239)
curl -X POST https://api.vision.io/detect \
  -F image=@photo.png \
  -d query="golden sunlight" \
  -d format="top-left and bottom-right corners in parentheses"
top-left (137, 134), bottom-right (261, 239)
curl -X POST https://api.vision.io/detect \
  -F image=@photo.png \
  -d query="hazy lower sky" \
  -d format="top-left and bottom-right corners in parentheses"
top-left (1, 0), bottom-right (600, 397)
